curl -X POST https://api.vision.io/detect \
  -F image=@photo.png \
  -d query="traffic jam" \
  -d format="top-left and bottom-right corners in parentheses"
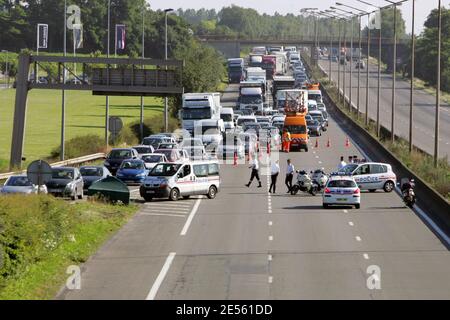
top-left (0, 45), bottom-right (415, 209)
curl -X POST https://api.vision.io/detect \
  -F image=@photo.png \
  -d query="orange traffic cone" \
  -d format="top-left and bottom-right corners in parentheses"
top-left (315, 138), bottom-right (319, 148)
top-left (327, 137), bottom-right (331, 148)
top-left (233, 151), bottom-right (238, 167)
top-left (345, 137), bottom-right (350, 148)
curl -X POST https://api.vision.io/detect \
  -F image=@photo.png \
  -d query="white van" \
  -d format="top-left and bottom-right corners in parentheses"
top-left (220, 108), bottom-right (235, 132)
top-left (308, 89), bottom-right (323, 103)
top-left (140, 161), bottom-right (221, 201)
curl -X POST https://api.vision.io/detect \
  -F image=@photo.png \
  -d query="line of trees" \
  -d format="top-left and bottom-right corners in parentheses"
top-left (178, 5), bottom-right (450, 93)
top-left (0, 0), bottom-right (226, 101)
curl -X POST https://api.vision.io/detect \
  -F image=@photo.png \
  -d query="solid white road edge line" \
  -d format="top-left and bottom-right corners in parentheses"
top-left (145, 252), bottom-right (176, 300)
top-left (180, 199), bottom-right (202, 236)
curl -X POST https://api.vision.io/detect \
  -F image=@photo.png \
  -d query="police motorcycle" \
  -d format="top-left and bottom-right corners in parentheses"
top-left (399, 178), bottom-right (416, 208)
top-left (311, 168), bottom-right (329, 192)
top-left (291, 170), bottom-right (319, 196)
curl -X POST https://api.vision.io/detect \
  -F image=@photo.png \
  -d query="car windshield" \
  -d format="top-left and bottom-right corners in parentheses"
top-left (182, 108), bottom-right (211, 120)
top-left (284, 125), bottom-right (307, 134)
top-left (307, 120), bottom-right (319, 126)
top-left (221, 114), bottom-right (233, 122)
top-left (341, 164), bottom-right (359, 174)
top-left (108, 150), bottom-right (132, 159)
top-left (201, 126), bottom-right (220, 135)
top-left (311, 115), bottom-right (324, 122)
top-left (133, 147), bottom-right (152, 154)
top-left (142, 155), bottom-right (163, 163)
top-left (150, 164), bottom-right (181, 177)
top-left (80, 167), bottom-right (103, 177)
top-left (142, 138), bottom-right (162, 147)
top-left (120, 161), bottom-right (144, 170)
top-left (241, 95), bottom-right (262, 104)
top-left (309, 94), bottom-right (322, 102)
top-left (328, 180), bottom-right (357, 188)
top-left (308, 104), bottom-right (318, 111)
top-left (6, 176), bottom-right (33, 187)
top-left (229, 66), bottom-right (242, 72)
top-left (52, 168), bottom-right (74, 179)
top-left (237, 118), bottom-right (255, 126)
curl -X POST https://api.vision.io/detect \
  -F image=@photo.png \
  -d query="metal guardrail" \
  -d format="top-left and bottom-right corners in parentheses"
top-left (301, 55), bottom-right (450, 246)
top-left (0, 153), bottom-right (106, 181)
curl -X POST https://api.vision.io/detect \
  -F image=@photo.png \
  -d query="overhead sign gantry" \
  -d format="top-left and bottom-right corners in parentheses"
top-left (10, 54), bottom-right (184, 169)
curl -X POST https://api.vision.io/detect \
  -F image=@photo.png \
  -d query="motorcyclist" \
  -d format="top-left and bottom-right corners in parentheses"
top-left (401, 178), bottom-right (415, 193)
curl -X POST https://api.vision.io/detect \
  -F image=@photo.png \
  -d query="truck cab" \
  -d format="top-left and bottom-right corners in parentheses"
top-left (220, 108), bottom-right (235, 132)
top-left (193, 119), bottom-right (225, 153)
top-left (228, 58), bottom-right (244, 83)
top-left (282, 89), bottom-right (309, 152)
top-left (239, 87), bottom-right (265, 113)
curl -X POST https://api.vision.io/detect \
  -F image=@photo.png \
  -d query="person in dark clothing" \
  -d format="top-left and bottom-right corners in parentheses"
top-left (285, 159), bottom-right (295, 193)
top-left (245, 157), bottom-right (262, 188)
top-left (269, 160), bottom-right (280, 193)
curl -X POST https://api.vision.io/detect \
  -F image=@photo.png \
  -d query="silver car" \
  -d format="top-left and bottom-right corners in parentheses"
top-left (0, 175), bottom-right (47, 195)
top-left (45, 167), bottom-right (84, 200)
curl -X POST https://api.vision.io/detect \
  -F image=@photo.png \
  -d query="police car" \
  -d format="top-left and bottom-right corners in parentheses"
top-left (340, 162), bottom-right (397, 192)
top-left (323, 174), bottom-right (361, 209)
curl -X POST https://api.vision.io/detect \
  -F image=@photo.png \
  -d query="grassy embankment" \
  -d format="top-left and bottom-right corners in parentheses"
top-left (0, 195), bottom-right (138, 299)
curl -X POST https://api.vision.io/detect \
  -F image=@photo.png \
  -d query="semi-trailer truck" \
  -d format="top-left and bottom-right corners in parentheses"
top-left (228, 58), bottom-right (245, 83)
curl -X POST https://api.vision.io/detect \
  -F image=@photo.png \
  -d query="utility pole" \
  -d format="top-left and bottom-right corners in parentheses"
top-left (365, 13), bottom-right (371, 126)
top-left (106, 0), bottom-right (111, 148)
top-left (164, 9), bottom-right (174, 132)
top-left (409, 0), bottom-right (415, 152)
top-left (140, 5), bottom-right (145, 142)
top-left (391, 3), bottom-right (398, 143)
top-left (61, 0), bottom-right (67, 161)
top-left (434, 0), bottom-right (442, 167)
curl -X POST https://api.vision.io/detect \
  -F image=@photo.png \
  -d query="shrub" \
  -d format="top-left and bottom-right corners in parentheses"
top-left (0, 195), bottom-right (77, 288)
top-left (128, 115), bottom-right (179, 143)
top-left (50, 135), bottom-right (105, 160)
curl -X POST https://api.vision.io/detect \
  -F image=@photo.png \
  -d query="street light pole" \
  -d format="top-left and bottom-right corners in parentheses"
top-left (434, 0), bottom-right (442, 167)
top-left (164, 9), bottom-right (174, 132)
top-left (409, 0), bottom-right (415, 152)
top-left (366, 13), bottom-right (371, 126)
top-left (106, 0), bottom-right (111, 148)
top-left (391, 3), bottom-right (398, 142)
top-left (357, 15), bottom-right (362, 119)
top-left (349, 16), bottom-right (354, 113)
top-left (61, 0), bottom-right (67, 161)
top-left (140, 6), bottom-right (145, 142)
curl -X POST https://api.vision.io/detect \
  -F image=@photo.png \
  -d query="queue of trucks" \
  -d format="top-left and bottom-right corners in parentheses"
top-left (179, 45), bottom-right (326, 153)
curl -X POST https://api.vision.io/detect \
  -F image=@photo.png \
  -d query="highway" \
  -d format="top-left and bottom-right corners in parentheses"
top-left (57, 84), bottom-right (450, 300)
top-left (318, 56), bottom-right (450, 161)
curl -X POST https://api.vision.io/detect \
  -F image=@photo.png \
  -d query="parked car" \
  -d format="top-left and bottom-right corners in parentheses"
top-left (307, 119), bottom-right (322, 136)
top-left (183, 145), bottom-right (208, 160)
top-left (142, 135), bottom-right (174, 150)
top-left (155, 149), bottom-right (186, 163)
top-left (116, 159), bottom-right (149, 185)
top-left (46, 167), bottom-right (84, 200)
top-left (140, 153), bottom-right (169, 170)
top-left (80, 166), bottom-right (111, 191)
top-left (132, 145), bottom-right (155, 156)
top-left (104, 148), bottom-right (139, 175)
top-left (157, 143), bottom-right (178, 150)
top-left (0, 175), bottom-right (47, 195)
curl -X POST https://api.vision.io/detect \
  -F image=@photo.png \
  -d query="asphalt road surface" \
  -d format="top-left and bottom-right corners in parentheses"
top-left (57, 84), bottom-right (450, 300)
top-left (318, 56), bottom-right (450, 162)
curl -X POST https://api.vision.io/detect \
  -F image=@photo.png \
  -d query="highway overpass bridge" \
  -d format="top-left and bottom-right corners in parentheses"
top-left (199, 35), bottom-right (408, 59)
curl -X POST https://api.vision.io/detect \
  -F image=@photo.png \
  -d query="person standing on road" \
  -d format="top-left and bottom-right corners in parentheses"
top-left (285, 159), bottom-right (295, 193)
top-left (269, 160), bottom-right (280, 194)
top-left (338, 156), bottom-right (347, 171)
top-left (245, 156), bottom-right (262, 188)
top-left (282, 129), bottom-right (291, 153)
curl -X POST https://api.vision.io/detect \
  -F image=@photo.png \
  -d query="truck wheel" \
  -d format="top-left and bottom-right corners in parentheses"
top-left (304, 145), bottom-right (309, 152)
top-left (207, 186), bottom-right (217, 199)
top-left (169, 188), bottom-right (180, 201)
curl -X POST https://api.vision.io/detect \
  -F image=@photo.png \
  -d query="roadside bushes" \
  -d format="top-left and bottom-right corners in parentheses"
top-left (128, 115), bottom-right (179, 142)
top-left (50, 134), bottom-right (105, 160)
top-left (0, 195), bottom-right (76, 289)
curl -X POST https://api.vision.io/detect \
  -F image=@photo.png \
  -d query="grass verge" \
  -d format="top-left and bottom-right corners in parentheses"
top-left (0, 195), bottom-right (138, 299)
top-left (304, 53), bottom-right (450, 201)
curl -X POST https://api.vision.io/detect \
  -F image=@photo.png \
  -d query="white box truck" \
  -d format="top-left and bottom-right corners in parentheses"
top-left (181, 93), bottom-right (221, 134)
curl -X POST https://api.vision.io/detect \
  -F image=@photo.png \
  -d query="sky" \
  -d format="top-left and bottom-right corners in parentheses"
top-left (149, 0), bottom-right (446, 34)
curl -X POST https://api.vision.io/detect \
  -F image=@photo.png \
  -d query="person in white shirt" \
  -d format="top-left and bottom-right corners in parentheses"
top-left (337, 156), bottom-right (347, 171)
top-left (245, 157), bottom-right (262, 188)
top-left (285, 159), bottom-right (295, 193)
top-left (269, 160), bottom-right (280, 193)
